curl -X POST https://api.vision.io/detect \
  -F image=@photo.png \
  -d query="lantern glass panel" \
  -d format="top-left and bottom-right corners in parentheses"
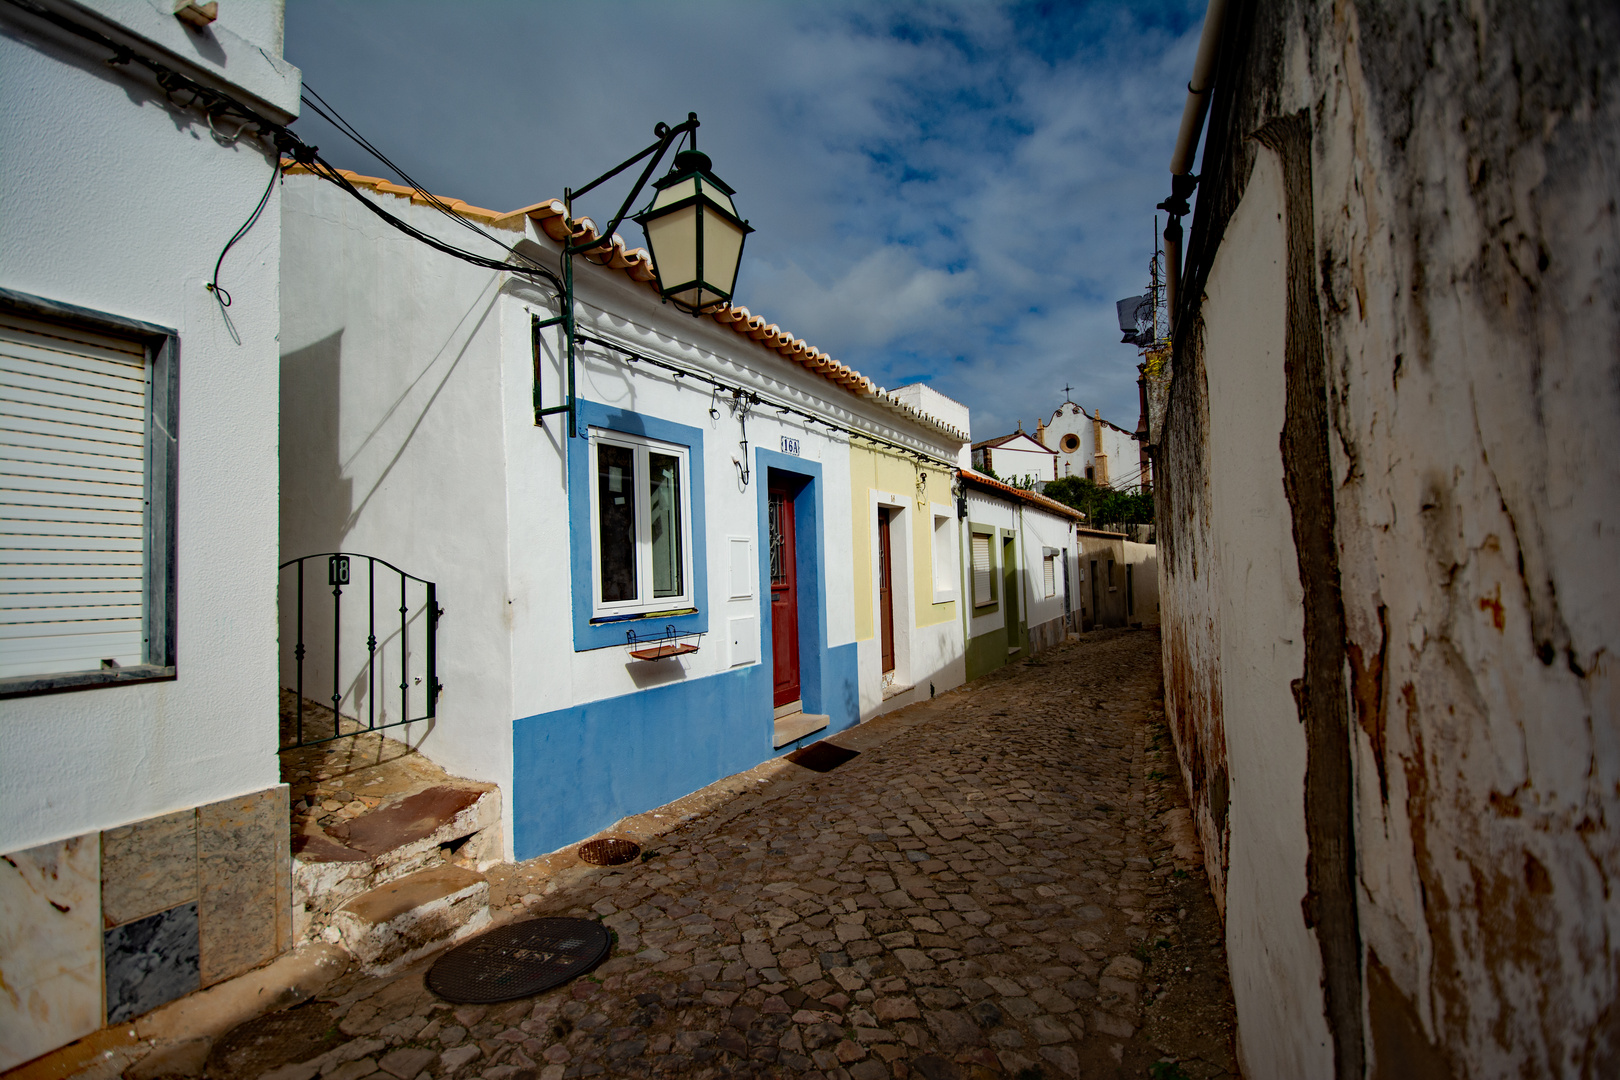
top-left (701, 211), bottom-right (747, 297)
top-left (651, 176), bottom-right (736, 216)
top-left (643, 204), bottom-right (699, 292)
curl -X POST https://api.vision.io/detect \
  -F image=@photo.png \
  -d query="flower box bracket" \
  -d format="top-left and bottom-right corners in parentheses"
top-left (626, 623), bottom-right (702, 662)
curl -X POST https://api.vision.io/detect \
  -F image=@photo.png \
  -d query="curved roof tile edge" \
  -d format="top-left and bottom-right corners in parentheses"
top-left (959, 468), bottom-right (1087, 522)
top-left (282, 161), bottom-right (969, 445)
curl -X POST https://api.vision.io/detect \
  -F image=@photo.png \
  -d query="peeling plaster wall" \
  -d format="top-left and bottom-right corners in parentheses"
top-left (1157, 1), bottom-right (1620, 1076)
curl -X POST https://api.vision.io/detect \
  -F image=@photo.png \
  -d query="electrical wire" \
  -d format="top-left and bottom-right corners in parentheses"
top-left (298, 84), bottom-right (561, 288)
top-left (0, 0), bottom-right (564, 299)
top-left (207, 158), bottom-right (279, 311)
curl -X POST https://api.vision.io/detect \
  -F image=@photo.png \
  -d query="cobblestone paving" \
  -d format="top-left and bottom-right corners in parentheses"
top-left (233, 628), bottom-right (1236, 1080)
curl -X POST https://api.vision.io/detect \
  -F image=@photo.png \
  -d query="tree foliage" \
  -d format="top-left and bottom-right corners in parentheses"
top-left (1043, 476), bottom-right (1154, 525)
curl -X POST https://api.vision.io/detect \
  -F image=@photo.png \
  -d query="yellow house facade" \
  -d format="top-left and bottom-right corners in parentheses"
top-left (849, 384), bottom-right (971, 718)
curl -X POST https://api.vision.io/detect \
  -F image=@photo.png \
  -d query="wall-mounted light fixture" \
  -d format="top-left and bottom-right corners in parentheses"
top-left (634, 149), bottom-right (753, 314)
top-left (533, 113), bottom-right (753, 437)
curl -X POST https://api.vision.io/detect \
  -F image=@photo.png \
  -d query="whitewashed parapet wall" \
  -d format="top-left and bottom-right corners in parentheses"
top-left (1156, 1), bottom-right (1619, 1077)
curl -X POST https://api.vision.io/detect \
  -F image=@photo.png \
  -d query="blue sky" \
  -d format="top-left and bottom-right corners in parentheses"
top-left (284, 1), bottom-right (1205, 443)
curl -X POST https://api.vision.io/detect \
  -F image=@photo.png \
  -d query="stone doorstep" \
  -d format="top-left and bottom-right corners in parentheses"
top-left (327, 785), bottom-right (500, 865)
top-left (773, 710), bottom-right (831, 749)
top-left (290, 784), bottom-right (502, 944)
top-left (331, 864), bottom-right (491, 975)
top-left (881, 682), bottom-right (916, 701)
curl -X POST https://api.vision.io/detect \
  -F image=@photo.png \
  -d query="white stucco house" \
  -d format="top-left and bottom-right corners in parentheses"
top-left (278, 161), bottom-right (967, 866)
top-left (1, 0), bottom-right (299, 1067)
top-left (969, 428), bottom-right (1055, 486)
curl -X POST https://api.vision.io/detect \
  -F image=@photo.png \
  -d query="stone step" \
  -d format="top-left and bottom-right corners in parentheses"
top-left (331, 864), bottom-right (490, 975)
top-left (291, 783), bottom-right (501, 944)
top-left (774, 710), bottom-right (830, 749)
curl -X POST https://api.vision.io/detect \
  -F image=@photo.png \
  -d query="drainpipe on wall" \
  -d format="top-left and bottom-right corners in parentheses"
top-left (1160, 0), bottom-right (1231, 331)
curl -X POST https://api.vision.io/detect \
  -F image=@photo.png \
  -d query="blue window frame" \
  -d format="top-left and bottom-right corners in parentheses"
top-left (568, 399), bottom-right (707, 651)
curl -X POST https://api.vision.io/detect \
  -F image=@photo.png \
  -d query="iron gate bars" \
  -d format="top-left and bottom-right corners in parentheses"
top-left (279, 551), bottom-right (442, 750)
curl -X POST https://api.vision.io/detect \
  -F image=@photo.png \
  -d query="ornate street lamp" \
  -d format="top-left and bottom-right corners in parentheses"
top-left (634, 148), bottom-right (753, 314)
top-left (534, 113), bottom-right (752, 435)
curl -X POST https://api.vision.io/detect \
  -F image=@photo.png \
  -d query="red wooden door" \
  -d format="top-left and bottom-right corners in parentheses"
top-left (878, 508), bottom-right (896, 673)
top-left (770, 485), bottom-right (800, 707)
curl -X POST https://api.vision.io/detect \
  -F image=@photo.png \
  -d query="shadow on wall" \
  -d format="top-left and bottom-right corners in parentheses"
top-left (280, 329), bottom-right (352, 560)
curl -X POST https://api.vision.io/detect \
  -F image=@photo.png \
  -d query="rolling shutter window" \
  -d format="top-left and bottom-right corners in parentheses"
top-left (0, 314), bottom-right (148, 679)
top-left (1043, 553), bottom-right (1057, 598)
top-left (971, 532), bottom-right (993, 606)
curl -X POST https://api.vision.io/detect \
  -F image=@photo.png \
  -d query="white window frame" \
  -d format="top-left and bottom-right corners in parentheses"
top-left (1042, 548), bottom-right (1058, 598)
top-left (930, 504), bottom-right (959, 604)
top-left (587, 427), bottom-right (695, 619)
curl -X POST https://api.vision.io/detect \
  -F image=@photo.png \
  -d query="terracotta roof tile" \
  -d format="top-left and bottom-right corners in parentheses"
top-left (282, 160), bottom-right (964, 439)
top-left (960, 468), bottom-right (1085, 521)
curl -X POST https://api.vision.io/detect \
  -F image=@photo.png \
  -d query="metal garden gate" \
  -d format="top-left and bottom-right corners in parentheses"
top-left (278, 552), bottom-right (441, 750)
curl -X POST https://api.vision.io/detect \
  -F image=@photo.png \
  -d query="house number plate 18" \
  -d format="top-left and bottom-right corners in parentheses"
top-left (781, 436), bottom-right (800, 456)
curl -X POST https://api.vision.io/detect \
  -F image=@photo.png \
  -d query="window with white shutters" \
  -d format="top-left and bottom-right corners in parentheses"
top-left (1043, 552), bottom-right (1057, 598)
top-left (0, 296), bottom-right (176, 694)
top-left (971, 531), bottom-right (994, 607)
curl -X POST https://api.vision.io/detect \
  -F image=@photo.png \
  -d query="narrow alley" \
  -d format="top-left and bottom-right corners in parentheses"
top-left (209, 630), bottom-right (1235, 1080)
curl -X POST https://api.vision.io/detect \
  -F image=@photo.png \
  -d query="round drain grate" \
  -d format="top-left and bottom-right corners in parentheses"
top-left (426, 917), bottom-right (610, 1004)
top-left (577, 837), bottom-right (640, 865)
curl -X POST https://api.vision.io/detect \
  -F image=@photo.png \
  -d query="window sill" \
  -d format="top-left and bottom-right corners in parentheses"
top-left (0, 665), bottom-right (176, 700)
top-left (590, 607), bottom-right (698, 625)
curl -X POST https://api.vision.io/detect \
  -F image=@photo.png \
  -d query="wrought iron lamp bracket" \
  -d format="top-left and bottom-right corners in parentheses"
top-left (534, 114), bottom-right (702, 438)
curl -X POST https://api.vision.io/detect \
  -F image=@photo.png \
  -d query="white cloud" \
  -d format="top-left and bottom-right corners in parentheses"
top-left (285, 0), bottom-right (1207, 443)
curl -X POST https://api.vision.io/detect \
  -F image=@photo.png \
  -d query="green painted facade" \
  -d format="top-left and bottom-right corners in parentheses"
top-left (963, 523), bottom-right (1027, 681)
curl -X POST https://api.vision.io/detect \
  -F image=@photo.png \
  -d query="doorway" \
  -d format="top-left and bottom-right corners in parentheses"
top-left (1062, 548), bottom-right (1072, 630)
top-left (1090, 559), bottom-right (1100, 630)
top-left (878, 508), bottom-right (896, 674)
top-left (1001, 534), bottom-right (1019, 654)
top-left (769, 481), bottom-right (800, 708)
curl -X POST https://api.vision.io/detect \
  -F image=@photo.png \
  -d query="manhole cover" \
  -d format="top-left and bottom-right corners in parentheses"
top-left (426, 917), bottom-right (610, 1003)
top-left (578, 837), bottom-right (640, 865)
top-left (205, 1000), bottom-right (344, 1080)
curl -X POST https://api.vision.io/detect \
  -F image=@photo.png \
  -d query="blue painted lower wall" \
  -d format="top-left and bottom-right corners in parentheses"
top-left (512, 642), bottom-right (858, 860)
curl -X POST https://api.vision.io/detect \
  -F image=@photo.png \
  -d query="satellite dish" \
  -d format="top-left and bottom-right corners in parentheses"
top-left (1115, 295), bottom-right (1152, 345)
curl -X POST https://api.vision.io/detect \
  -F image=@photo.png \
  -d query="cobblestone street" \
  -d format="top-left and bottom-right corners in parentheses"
top-left (217, 629), bottom-right (1236, 1080)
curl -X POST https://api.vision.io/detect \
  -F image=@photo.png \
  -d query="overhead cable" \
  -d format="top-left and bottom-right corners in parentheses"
top-left (0, 0), bottom-right (563, 298)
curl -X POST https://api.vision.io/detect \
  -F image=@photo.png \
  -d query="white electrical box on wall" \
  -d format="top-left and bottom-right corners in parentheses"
top-left (729, 537), bottom-right (753, 599)
top-left (729, 615), bottom-right (758, 667)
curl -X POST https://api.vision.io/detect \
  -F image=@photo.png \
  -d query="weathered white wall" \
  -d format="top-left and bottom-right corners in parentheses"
top-left (1200, 149), bottom-right (1333, 1078)
top-left (1158, 2), bottom-right (1620, 1075)
top-left (0, 3), bottom-right (293, 852)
